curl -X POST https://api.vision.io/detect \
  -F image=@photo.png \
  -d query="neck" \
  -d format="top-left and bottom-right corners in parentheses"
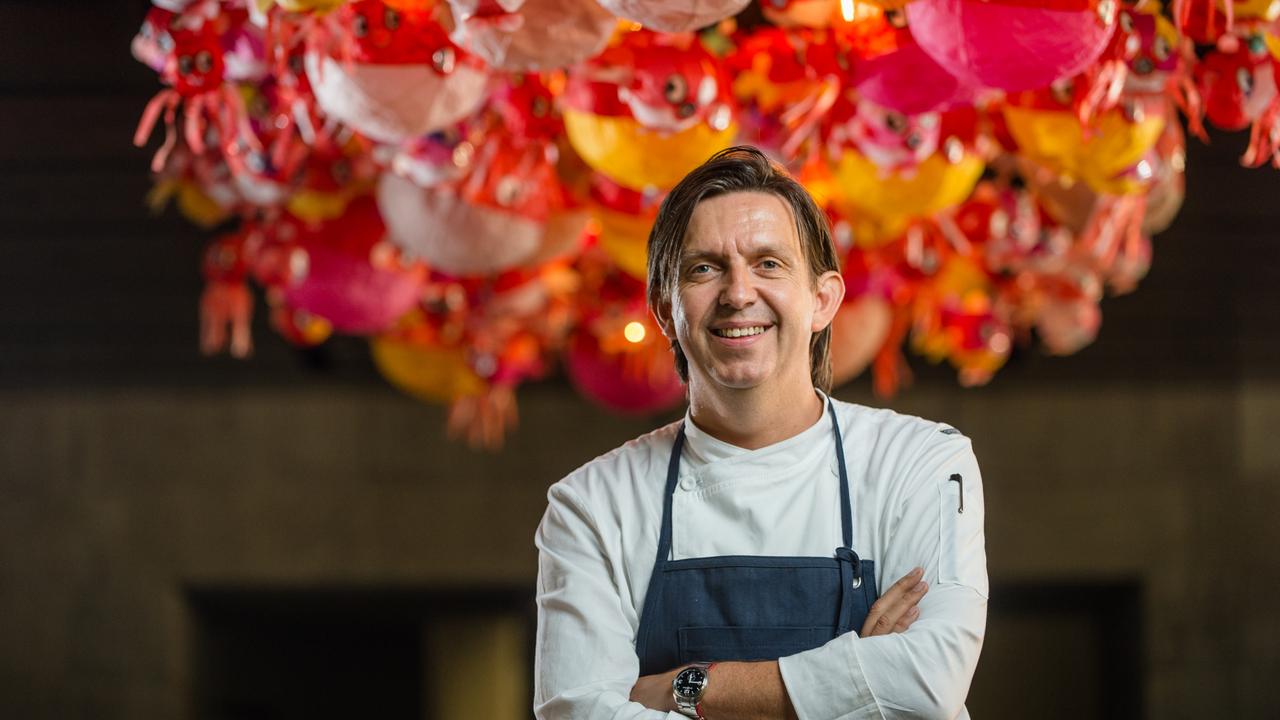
top-left (687, 377), bottom-right (825, 450)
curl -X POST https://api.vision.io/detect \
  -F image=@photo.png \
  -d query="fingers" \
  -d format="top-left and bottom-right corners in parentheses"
top-left (860, 567), bottom-right (929, 637)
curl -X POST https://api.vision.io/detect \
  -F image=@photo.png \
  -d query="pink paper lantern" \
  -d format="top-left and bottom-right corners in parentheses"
top-left (564, 330), bottom-right (686, 415)
top-left (282, 197), bottom-right (427, 334)
top-left (852, 26), bottom-right (977, 115)
top-left (905, 0), bottom-right (1118, 92)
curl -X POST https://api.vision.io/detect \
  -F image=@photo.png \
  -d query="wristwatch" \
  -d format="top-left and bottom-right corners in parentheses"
top-left (672, 662), bottom-right (715, 719)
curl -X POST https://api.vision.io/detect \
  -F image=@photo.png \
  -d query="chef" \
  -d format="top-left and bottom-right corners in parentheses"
top-left (534, 146), bottom-right (988, 719)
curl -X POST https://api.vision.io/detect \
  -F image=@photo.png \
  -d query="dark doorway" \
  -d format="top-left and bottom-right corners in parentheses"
top-left (186, 585), bottom-right (534, 720)
top-left (967, 580), bottom-right (1144, 719)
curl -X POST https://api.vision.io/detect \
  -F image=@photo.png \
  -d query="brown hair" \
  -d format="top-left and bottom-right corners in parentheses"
top-left (646, 145), bottom-right (841, 392)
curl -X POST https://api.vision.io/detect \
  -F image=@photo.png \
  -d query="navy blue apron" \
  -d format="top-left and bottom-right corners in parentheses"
top-left (635, 401), bottom-right (881, 675)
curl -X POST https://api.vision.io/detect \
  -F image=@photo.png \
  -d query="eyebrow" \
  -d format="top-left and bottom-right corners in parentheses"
top-left (679, 243), bottom-right (791, 265)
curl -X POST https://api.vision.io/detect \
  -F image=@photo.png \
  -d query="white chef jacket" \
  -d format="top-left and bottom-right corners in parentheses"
top-left (534, 393), bottom-right (988, 720)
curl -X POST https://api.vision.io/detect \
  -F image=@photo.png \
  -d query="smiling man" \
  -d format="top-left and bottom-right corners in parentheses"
top-left (534, 146), bottom-right (988, 720)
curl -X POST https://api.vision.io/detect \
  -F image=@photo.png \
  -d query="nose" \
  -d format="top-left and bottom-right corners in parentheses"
top-left (720, 263), bottom-right (757, 309)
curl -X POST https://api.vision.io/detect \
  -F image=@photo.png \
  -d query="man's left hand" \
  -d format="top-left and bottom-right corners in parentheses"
top-left (630, 667), bottom-right (680, 713)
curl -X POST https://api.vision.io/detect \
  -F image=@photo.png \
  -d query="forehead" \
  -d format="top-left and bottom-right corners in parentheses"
top-left (682, 191), bottom-right (801, 257)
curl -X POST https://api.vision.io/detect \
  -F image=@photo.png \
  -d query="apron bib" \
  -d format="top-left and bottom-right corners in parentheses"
top-left (635, 401), bottom-right (881, 675)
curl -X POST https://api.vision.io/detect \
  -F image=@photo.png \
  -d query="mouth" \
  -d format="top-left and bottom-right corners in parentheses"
top-left (710, 325), bottom-right (769, 339)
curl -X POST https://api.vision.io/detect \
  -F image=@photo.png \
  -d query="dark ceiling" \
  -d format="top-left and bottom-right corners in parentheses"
top-left (2, 0), bottom-right (1278, 395)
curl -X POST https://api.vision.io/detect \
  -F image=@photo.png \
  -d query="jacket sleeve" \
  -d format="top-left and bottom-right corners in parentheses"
top-left (534, 481), bottom-right (686, 720)
top-left (777, 431), bottom-right (989, 720)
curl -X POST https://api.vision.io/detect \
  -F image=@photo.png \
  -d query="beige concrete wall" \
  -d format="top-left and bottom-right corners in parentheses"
top-left (1, 380), bottom-right (1277, 718)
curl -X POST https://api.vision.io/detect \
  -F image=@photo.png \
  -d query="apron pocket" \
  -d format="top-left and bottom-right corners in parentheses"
top-left (677, 625), bottom-right (831, 663)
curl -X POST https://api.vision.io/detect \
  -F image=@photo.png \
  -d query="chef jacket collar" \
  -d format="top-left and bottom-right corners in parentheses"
top-left (681, 389), bottom-right (834, 480)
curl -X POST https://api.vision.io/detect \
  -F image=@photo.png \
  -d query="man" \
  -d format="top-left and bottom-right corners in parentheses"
top-left (535, 146), bottom-right (988, 719)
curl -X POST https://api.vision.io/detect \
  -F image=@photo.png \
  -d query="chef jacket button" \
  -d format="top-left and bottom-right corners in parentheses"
top-left (680, 477), bottom-right (695, 491)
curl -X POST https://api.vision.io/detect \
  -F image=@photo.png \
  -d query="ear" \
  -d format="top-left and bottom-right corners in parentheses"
top-left (651, 298), bottom-right (677, 340)
top-left (810, 270), bottom-right (846, 334)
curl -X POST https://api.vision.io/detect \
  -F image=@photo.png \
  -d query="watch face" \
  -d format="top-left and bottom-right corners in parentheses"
top-left (674, 667), bottom-right (707, 698)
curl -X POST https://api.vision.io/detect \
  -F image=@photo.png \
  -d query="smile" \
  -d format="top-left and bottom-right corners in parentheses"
top-left (712, 326), bottom-right (768, 338)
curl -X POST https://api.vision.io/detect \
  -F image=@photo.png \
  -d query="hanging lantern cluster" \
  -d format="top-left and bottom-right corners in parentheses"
top-left (132, 0), bottom-right (1278, 447)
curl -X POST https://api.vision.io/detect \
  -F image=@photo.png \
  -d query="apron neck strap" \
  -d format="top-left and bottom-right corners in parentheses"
top-left (656, 400), bottom-right (855, 565)
top-left (653, 424), bottom-right (687, 568)
top-left (829, 399), bottom-right (854, 550)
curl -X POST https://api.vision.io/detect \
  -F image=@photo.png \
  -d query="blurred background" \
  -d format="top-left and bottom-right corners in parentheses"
top-left (4, 1), bottom-right (1280, 718)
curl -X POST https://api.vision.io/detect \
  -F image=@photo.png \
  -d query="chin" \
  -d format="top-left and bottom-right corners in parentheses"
top-left (706, 366), bottom-right (773, 391)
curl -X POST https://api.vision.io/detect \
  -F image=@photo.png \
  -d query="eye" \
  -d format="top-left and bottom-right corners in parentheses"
top-left (1153, 36), bottom-right (1171, 62)
top-left (884, 111), bottom-right (907, 134)
top-left (353, 14), bottom-right (370, 38)
top-left (432, 46), bottom-right (456, 74)
top-left (760, 259), bottom-right (781, 270)
top-left (663, 74), bottom-right (687, 104)
top-left (495, 176), bottom-right (522, 207)
top-left (1238, 66), bottom-right (1255, 96)
top-left (331, 159), bottom-right (351, 185)
top-left (246, 152), bottom-right (267, 174)
top-left (689, 263), bottom-right (713, 276)
top-left (178, 54), bottom-right (193, 76)
top-left (384, 8), bottom-right (401, 31)
top-left (195, 50), bottom-right (213, 74)
top-left (1050, 80), bottom-right (1074, 105)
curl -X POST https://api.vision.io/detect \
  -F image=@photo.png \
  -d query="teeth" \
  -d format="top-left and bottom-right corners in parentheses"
top-left (715, 326), bottom-right (766, 338)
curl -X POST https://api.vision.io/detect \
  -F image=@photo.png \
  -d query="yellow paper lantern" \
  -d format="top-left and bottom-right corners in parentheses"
top-left (1003, 102), bottom-right (1165, 196)
top-left (593, 206), bottom-right (654, 280)
top-left (562, 109), bottom-right (738, 191)
top-left (371, 338), bottom-right (488, 405)
top-left (830, 149), bottom-right (984, 246)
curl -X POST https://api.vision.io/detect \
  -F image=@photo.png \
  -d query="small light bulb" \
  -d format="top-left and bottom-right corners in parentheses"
top-left (624, 321), bottom-right (646, 344)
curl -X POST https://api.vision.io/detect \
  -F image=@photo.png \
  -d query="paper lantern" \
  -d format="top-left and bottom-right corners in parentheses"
top-left (561, 31), bottom-right (738, 190)
top-left (830, 148), bottom-right (985, 246)
top-left (596, 0), bottom-right (751, 32)
top-left (380, 173), bottom-right (587, 276)
top-left (1194, 37), bottom-right (1277, 132)
top-left (305, 1), bottom-right (489, 143)
top-left (911, 255), bottom-right (1011, 387)
top-left (279, 197), bottom-right (428, 334)
top-left (372, 336), bottom-right (489, 404)
top-left (564, 324), bottom-right (685, 415)
top-left (1142, 119), bottom-right (1186, 235)
top-left (590, 174), bottom-right (662, 280)
top-left (132, 7), bottom-right (175, 74)
top-left (834, 96), bottom-right (942, 172)
top-left (560, 109), bottom-right (737, 194)
top-left (447, 0), bottom-right (616, 71)
top-left (829, 295), bottom-right (894, 388)
top-left (852, 24), bottom-right (976, 115)
top-left (1003, 94), bottom-right (1166, 196)
top-left (906, 0), bottom-right (1118, 92)
top-left (761, 0), bottom-right (841, 27)
top-left (1036, 294), bottom-right (1101, 355)
top-left (379, 137), bottom-right (588, 276)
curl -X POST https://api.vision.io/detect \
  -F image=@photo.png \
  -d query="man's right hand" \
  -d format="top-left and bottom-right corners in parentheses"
top-left (860, 567), bottom-right (928, 637)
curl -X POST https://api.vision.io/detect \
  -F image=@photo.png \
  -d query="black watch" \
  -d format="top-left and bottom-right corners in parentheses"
top-left (672, 662), bottom-right (714, 718)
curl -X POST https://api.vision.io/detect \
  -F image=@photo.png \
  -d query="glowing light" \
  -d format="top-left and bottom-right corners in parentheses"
top-left (839, 0), bottom-right (879, 22)
top-left (623, 321), bottom-right (647, 343)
